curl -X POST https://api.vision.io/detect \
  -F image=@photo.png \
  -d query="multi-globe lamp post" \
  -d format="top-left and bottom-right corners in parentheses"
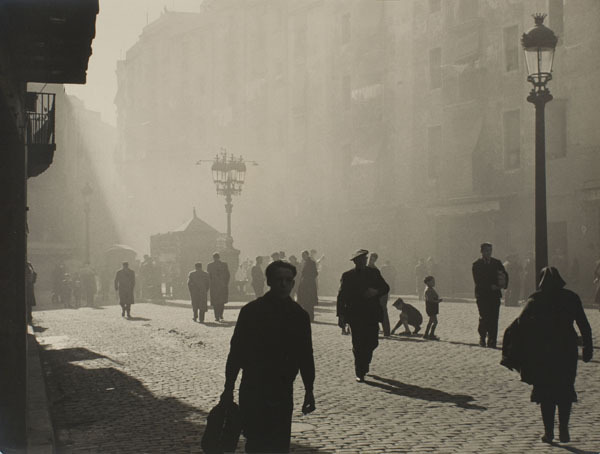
top-left (197, 150), bottom-right (257, 248)
top-left (522, 13), bottom-right (558, 283)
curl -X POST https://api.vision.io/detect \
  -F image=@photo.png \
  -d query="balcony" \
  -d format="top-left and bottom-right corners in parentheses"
top-left (25, 92), bottom-right (56, 178)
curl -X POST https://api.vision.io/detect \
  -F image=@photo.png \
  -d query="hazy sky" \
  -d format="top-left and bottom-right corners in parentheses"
top-left (66, 0), bottom-right (202, 126)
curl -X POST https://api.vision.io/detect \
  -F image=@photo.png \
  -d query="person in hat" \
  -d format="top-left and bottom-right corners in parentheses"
top-left (220, 260), bottom-right (315, 453)
top-left (472, 242), bottom-right (508, 348)
top-left (297, 250), bottom-right (318, 322)
top-left (188, 262), bottom-right (210, 322)
top-left (114, 262), bottom-right (135, 318)
top-left (337, 249), bottom-right (390, 382)
top-left (207, 252), bottom-right (230, 322)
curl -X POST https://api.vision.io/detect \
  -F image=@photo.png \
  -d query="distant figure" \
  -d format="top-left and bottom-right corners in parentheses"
top-left (25, 261), bottom-right (37, 324)
top-left (251, 256), bottom-right (265, 298)
top-left (270, 251), bottom-right (281, 263)
top-left (114, 262), bottom-right (135, 318)
top-left (472, 242), bottom-right (508, 348)
top-left (423, 276), bottom-right (443, 340)
top-left (337, 249), bottom-right (390, 382)
top-left (60, 273), bottom-right (73, 308)
top-left (522, 256), bottom-right (535, 300)
top-left (72, 273), bottom-right (82, 308)
top-left (502, 267), bottom-right (592, 444)
top-left (503, 255), bottom-right (521, 307)
top-left (51, 262), bottom-right (65, 305)
top-left (391, 298), bottom-right (422, 336)
top-left (207, 252), bottom-right (230, 322)
top-left (297, 250), bottom-right (318, 321)
top-left (414, 258), bottom-right (427, 300)
top-left (380, 261), bottom-right (396, 295)
top-left (220, 260), bottom-right (316, 453)
top-left (188, 262), bottom-right (210, 322)
top-left (279, 251), bottom-right (287, 262)
top-left (288, 255), bottom-right (300, 298)
top-left (235, 264), bottom-right (247, 295)
top-left (368, 252), bottom-right (391, 337)
top-left (79, 263), bottom-right (97, 307)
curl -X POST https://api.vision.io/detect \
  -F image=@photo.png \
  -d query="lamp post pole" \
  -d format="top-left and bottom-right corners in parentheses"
top-left (522, 13), bottom-right (557, 283)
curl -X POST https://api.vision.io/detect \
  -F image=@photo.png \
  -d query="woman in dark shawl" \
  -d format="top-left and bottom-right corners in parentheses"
top-left (517, 267), bottom-right (593, 444)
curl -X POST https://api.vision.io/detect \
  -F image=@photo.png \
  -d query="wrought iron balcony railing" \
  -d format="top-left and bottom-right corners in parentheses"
top-left (25, 92), bottom-right (56, 177)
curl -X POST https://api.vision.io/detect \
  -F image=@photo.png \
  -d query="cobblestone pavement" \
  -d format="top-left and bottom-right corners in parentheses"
top-left (33, 298), bottom-right (600, 454)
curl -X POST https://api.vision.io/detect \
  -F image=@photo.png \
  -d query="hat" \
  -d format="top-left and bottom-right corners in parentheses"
top-left (350, 249), bottom-right (369, 261)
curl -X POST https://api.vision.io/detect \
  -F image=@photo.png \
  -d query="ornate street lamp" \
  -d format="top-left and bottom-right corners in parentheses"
top-left (81, 182), bottom-right (93, 264)
top-left (522, 13), bottom-right (558, 285)
top-left (197, 150), bottom-right (257, 247)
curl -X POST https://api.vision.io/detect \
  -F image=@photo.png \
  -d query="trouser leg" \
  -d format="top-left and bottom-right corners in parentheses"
top-left (350, 322), bottom-right (379, 378)
top-left (541, 401), bottom-right (556, 438)
top-left (487, 299), bottom-right (501, 346)
top-left (558, 401), bottom-right (572, 437)
top-left (199, 310), bottom-right (205, 322)
top-left (380, 296), bottom-right (390, 336)
top-left (476, 299), bottom-right (487, 340)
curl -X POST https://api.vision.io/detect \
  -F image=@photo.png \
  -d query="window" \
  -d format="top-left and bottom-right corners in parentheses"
top-left (341, 13), bottom-right (351, 44)
top-left (547, 99), bottom-right (567, 159)
top-left (427, 125), bottom-right (441, 179)
top-left (503, 110), bottom-right (520, 170)
top-left (548, 0), bottom-right (564, 42)
top-left (429, 0), bottom-right (441, 13)
top-left (343, 75), bottom-right (351, 110)
top-left (429, 48), bottom-right (441, 90)
top-left (503, 25), bottom-right (519, 72)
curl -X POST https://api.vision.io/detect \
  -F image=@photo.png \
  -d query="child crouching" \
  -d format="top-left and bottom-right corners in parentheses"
top-left (391, 298), bottom-right (423, 335)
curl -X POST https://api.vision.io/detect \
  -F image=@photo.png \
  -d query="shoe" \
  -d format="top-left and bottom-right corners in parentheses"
top-left (399, 331), bottom-right (411, 336)
top-left (193, 318), bottom-right (197, 322)
top-left (479, 338), bottom-right (486, 347)
top-left (429, 335), bottom-right (440, 341)
top-left (413, 327), bottom-right (421, 335)
top-left (541, 433), bottom-right (554, 444)
top-left (487, 343), bottom-right (497, 349)
top-left (355, 376), bottom-right (365, 383)
top-left (122, 311), bottom-right (125, 317)
top-left (559, 427), bottom-right (570, 443)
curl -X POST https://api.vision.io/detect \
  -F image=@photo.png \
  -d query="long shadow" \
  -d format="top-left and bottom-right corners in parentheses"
top-left (366, 375), bottom-right (487, 411)
top-left (445, 340), bottom-right (492, 349)
top-left (555, 444), bottom-right (598, 454)
top-left (383, 335), bottom-right (424, 343)
top-left (32, 324), bottom-right (47, 333)
top-left (40, 345), bottom-right (324, 453)
top-left (125, 316), bottom-right (151, 321)
top-left (202, 321), bottom-right (237, 328)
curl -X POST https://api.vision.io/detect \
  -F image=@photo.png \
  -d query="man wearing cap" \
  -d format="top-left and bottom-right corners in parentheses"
top-left (207, 252), bottom-right (230, 322)
top-left (472, 242), bottom-right (508, 348)
top-left (337, 249), bottom-right (390, 382)
top-left (115, 262), bottom-right (135, 318)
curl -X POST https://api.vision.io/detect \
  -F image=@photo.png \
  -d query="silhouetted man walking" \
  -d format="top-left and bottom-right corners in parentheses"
top-left (472, 242), bottom-right (508, 348)
top-left (188, 262), bottom-right (209, 322)
top-left (115, 262), bottom-right (135, 318)
top-left (337, 249), bottom-right (390, 382)
top-left (250, 256), bottom-right (265, 298)
top-left (297, 250), bottom-right (318, 321)
top-left (221, 260), bottom-right (316, 453)
top-left (207, 252), bottom-right (230, 322)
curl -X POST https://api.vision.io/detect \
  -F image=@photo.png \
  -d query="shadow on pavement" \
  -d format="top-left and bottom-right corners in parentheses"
top-left (202, 321), bottom-right (237, 328)
top-left (366, 375), bottom-right (487, 411)
top-left (311, 320), bottom-right (339, 327)
top-left (32, 324), bottom-right (47, 333)
top-left (40, 345), bottom-right (324, 453)
top-left (444, 340), bottom-right (492, 349)
top-left (125, 316), bottom-right (151, 321)
top-left (383, 335), bottom-right (423, 343)
top-left (555, 444), bottom-right (598, 454)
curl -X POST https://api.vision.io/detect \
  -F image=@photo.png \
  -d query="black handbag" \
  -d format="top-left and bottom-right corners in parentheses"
top-left (201, 401), bottom-right (242, 454)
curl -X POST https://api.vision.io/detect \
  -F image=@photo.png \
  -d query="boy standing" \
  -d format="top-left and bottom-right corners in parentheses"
top-left (423, 276), bottom-right (443, 340)
top-left (391, 298), bottom-right (423, 335)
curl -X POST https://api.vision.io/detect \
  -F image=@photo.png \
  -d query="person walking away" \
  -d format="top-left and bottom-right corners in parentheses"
top-left (25, 261), bottom-right (37, 324)
top-left (207, 252), bottom-right (230, 322)
top-left (251, 256), bottom-right (265, 298)
top-left (368, 252), bottom-right (391, 337)
top-left (415, 258), bottom-right (427, 300)
top-left (288, 255), bottom-right (300, 299)
top-left (60, 273), bottom-right (73, 308)
top-left (390, 298), bottom-right (422, 336)
top-left (337, 249), bottom-right (390, 382)
top-left (501, 267), bottom-right (592, 444)
top-left (188, 262), bottom-right (210, 322)
top-left (220, 260), bottom-right (316, 453)
top-left (72, 273), bottom-right (82, 308)
top-left (472, 242), bottom-right (508, 348)
top-left (115, 262), bottom-right (135, 318)
top-left (423, 276), bottom-right (443, 340)
top-left (297, 250), bottom-right (318, 322)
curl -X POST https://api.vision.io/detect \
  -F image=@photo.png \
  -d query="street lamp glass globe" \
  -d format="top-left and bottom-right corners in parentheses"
top-left (521, 14), bottom-right (557, 87)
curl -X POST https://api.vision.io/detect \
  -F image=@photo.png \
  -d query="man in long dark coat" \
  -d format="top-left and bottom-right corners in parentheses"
top-left (115, 262), bottom-right (135, 318)
top-left (221, 260), bottom-right (316, 453)
top-left (207, 252), bottom-right (230, 322)
top-left (188, 262), bottom-right (209, 322)
top-left (337, 249), bottom-right (390, 382)
top-left (297, 250), bottom-right (318, 321)
top-left (250, 256), bottom-right (265, 298)
top-left (472, 242), bottom-right (508, 348)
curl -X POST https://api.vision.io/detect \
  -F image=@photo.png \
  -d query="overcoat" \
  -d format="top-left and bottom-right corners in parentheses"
top-left (188, 269), bottom-right (209, 311)
top-left (207, 260), bottom-right (230, 305)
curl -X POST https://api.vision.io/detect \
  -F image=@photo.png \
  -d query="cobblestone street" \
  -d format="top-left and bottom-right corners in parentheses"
top-left (33, 298), bottom-right (600, 453)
